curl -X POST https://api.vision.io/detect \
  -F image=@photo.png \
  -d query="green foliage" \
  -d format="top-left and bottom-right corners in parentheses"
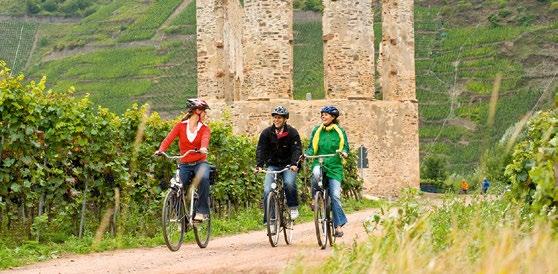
top-left (166, 0), bottom-right (196, 35)
top-left (303, 0), bottom-right (323, 12)
top-left (476, 144), bottom-right (512, 188)
top-left (293, 0), bottom-right (323, 11)
top-left (505, 108), bottom-right (558, 225)
top-left (118, 0), bottom-right (182, 42)
top-left (299, 194), bottom-right (543, 273)
top-left (21, 0), bottom-right (103, 17)
top-left (0, 21), bottom-right (38, 74)
top-left (293, 21), bottom-right (324, 99)
top-left (0, 62), bottom-right (365, 259)
top-left (421, 155), bottom-right (449, 184)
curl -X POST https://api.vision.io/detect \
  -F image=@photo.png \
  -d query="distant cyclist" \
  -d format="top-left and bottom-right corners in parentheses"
top-left (155, 98), bottom-right (211, 221)
top-left (256, 106), bottom-right (303, 222)
top-left (305, 105), bottom-right (349, 237)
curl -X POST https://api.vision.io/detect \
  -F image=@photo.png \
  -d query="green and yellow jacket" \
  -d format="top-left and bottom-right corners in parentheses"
top-left (305, 123), bottom-right (350, 182)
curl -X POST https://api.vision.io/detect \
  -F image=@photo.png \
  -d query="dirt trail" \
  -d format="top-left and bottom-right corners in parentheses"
top-left (4, 209), bottom-right (377, 274)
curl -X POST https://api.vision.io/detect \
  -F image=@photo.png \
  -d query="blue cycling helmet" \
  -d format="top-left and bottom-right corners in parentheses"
top-left (271, 105), bottom-right (289, 119)
top-left (320, 105), bottom-right (340, 118)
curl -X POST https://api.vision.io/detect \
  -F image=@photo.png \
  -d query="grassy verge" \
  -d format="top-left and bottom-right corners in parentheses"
top-left (288, 192), bottom-right (558, 273)
top-left (0, 197), bottom-right (380, 270)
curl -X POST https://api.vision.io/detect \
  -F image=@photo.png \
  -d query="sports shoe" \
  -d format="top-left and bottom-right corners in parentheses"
top-left (334, 227), bottom-right (344, 237)
top-left (290, 208), bottom-right (299, 219)
top-left (194, 213), bottom-right (208, 222)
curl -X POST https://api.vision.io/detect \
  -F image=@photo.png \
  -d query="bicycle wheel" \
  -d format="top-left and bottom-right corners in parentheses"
top-left (162, 189), bottom-right (185, 251)
top-left (194, 195), bottom-right (211, 248)
top-left (283, 199), bottom-right (294, 245)
top-left (326, 194), bottom-right (335, 246)
top-left (266, 192), bottom-right (280, 247)
top-left (313, 191), bottom-right (328, 249)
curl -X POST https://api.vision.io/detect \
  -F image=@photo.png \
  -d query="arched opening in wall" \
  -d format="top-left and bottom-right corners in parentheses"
top-left (293, 10), bottom-right (324, 100)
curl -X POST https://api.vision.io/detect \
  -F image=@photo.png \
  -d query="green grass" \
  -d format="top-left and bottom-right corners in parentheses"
top-left (0, 198), bottom-right (380, 270)
top-left (415, 8), bottom-right (554, 174)
top-left (166, 0), bottom-right (196, 35)
top-left (118, 0), bottom-right (182, 42)
top-left (28, 46), bottom-right (170, 113)
top-left (141, 39), bottom-right (198, 112)
top-left (0, 21), bottom-right (38, 74)
top-left (293, 21), bottom-right (324, 99)
top-left (290, 193), bottom-right (558, 274)
top-left (0, 0), bottom-right (25, 15)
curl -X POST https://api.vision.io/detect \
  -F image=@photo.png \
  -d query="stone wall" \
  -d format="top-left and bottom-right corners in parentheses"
top-left (207, 99), bottom-right (420, 197)
top-left (197, 0), bottom-right (224, 100)
top-left (222, 0), bottom-right (244, 102)
top-left (380, 0), bottom-right (416, 101)
top-left (196, 0), bottom-right (419, 197)
top-left (322, 0), bottom-right (375, 99)
top-left (242, 0), bottom-right (293, 100)
top-left (197, 0), bottom-right (244, 101)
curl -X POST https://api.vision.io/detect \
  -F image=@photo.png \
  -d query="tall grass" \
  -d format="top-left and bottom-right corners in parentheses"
top-left (288, 194), bottom-right (558, 273)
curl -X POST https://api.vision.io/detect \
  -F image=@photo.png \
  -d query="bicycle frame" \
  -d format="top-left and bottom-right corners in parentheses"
top-left (169, 167), bottom-right (197, 229)
top-left (158, 149), bottom-right (212, 250)
top-left (257, 166), bottom-right (293, 247)
top-left (163, 150), bottom-right (204, 228)
top-left (304, 153), bottom-right (340, 249)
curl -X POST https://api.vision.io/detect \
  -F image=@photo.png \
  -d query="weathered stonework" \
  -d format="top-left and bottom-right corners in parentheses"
top-left (242, 0), bottom-right (293, 100)
top-left (206, 99), bottom-right (420, 196)
top-left (196, 1), bottom-right (419, 197)
top-left (222, 0), bottom-right (244, 102)
top-left (197, 0), bottom-right (243, 101)
top-left (197, 0), bottom-right (225, 100)
top-left (380, 0), bottom-right (416, 101)
top-left (323, 0), bottom-right (375, 99)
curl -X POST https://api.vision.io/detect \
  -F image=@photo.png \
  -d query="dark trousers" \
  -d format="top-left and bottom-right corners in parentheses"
top-left (179, 162), bottom-right (210, 214)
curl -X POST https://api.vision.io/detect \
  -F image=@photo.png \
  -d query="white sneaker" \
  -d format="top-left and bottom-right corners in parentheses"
top-left (290, 208), bottom-right (299, 220)
top-left (194, 213), bottom-right (208, 222)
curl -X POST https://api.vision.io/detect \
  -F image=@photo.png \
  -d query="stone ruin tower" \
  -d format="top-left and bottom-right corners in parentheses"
top-left (196, 0), bottom-right (418, 197)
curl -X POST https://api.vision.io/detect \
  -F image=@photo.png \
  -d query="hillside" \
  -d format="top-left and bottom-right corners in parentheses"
top-left (0, 0), bottom-right (556, 175)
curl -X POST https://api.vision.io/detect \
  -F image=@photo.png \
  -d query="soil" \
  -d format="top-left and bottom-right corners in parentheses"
top-left (4, 209), bottom-right (377, 274)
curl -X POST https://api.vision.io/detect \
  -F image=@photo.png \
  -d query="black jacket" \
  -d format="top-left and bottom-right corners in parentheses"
top-left (256, 124), bottom-right (302, 168)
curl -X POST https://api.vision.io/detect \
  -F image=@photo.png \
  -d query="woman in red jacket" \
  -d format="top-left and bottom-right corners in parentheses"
top-left (155, 98), bottom-right (211, 221)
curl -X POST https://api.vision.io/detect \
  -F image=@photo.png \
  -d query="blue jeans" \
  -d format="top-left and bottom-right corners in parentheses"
top-left (179, 162), bottom-right (210, 214)
top-left (311, 165), bottom-right (347, 227)
top-left (263, 166), bottom-right (298, 223)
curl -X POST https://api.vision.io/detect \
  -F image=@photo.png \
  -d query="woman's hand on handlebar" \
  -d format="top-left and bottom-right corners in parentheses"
top-left (336, 150), bottom-right (348, 158)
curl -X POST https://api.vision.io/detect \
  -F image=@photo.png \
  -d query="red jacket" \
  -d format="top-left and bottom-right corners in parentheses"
top-left (158, 120), bottom-right (211, 163)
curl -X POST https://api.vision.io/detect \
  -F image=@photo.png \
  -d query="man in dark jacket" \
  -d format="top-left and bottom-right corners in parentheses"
top-left (256, 106), bottom-right (302, 221)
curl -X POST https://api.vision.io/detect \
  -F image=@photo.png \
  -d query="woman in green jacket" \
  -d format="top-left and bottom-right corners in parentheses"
top-left (306, 105), bottom-right (349, 237)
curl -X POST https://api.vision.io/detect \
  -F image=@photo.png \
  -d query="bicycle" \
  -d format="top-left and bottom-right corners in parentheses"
top-left (255, 166), bottom-right (295, 247)
top-left (303, 153), bottom-right (341, 250)
top-left (157, 150), bottom-right (216, 251)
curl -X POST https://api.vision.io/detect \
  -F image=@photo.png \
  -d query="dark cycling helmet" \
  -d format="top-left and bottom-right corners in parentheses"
top-left (186, 98), bottom-right (210, 112)
top-left (271, 105), bottom-right (289, 119)
top-left (320, 105), bottom-right (340, 118)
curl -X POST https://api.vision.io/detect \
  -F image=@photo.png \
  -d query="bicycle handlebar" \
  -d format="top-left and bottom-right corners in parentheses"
top-left (303, 150), bottom-right (343, 159)
top-left (303, 154), bottom-right (338, 159)
top-left (156, 149), bottom-right (207, 159)
top-left (254, 166), bottom-right (290, 174)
